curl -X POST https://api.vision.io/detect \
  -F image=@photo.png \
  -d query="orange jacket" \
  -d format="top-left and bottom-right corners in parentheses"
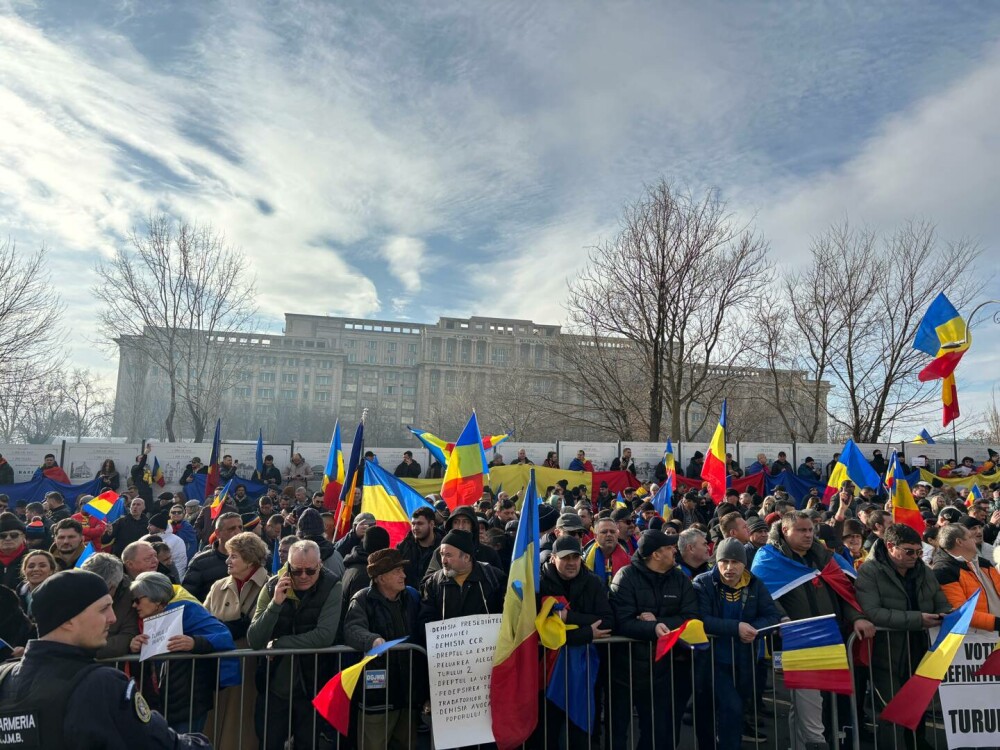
top-left (932, 551), bottom-right (1000, 632)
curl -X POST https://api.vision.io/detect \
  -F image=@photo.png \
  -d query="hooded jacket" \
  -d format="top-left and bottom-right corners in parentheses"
top-left (693, 566), bottom-right (780, 667)
top-left (424, 506), bottom-right (503, 573)
top-left (396, 527), bottom-right (443, 587)
top-left (932, 547), bottom-right (1000, 632)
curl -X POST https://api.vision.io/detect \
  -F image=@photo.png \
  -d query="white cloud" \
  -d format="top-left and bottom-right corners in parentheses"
top-left (380, 236), bottom-right (427, 294)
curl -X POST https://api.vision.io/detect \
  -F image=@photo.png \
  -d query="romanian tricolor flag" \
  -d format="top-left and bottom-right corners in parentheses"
top-left (967, 483), bottom-right (984, 508)
top-left (655, 618), bottom-right (709, 660)
top-left (440, 412), bottom-right (489, 511)
top-left (333, 420), bottom-right (365, 541)
top-left (881, 590), bottom-right (981, 729)
top-left (942, 372), bottom-right (960, 427)
top-left (75, 542), bottom-right (96, 569)
top-left (823, 439), bottom-right (883, 502)
top-left (912, 429), bottom-right (936, 445)
top-left (151, 457), bottom-right (165, 487)
top-left (408, 425), bottom-right (510, 468)
top-left (751, 543), bottom-right (860, 611)
top-left (83, 490), bottom-right (125, 523)
top-left (205, 418), bottom-right (222, 498)
top-left (313, 637), bottom-right (408, 736)
top-left (887, 450), bottom-right (923, 534)
top-left (780, 615), bottom-right (852, 694)
top-left (652, 439), bottom-right (675, 516)
top-left (701, 400), bottom-right (727, 501)
top-left (321, 421), bottom-right (345, 511)
top-left (491, 470), bottom-right (541, 750)
top-left (913, 292), bottom-right (969, 382)
top-left (360, 460), bottom-right (434, 547)
top-left (210, 478), bottom-right (235, 521)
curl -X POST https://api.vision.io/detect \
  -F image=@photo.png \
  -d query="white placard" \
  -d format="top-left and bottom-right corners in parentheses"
top-left (937, 630), bottom-right (1000, 748)
top-left (0, 444), bottom-right (64, 484)
top-left (63, 443), bottom-right (141, 485)
top-left (425, 613), bottom-right (502, 750)
top-left (140, 606), bottom-right (184, 661)
top-left (791, 443), bottom-right (839, 471)
top-left (558, 442), bottom-right (618, 472)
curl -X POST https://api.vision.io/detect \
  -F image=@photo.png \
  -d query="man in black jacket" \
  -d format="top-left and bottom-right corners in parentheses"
top-left (393, 451), bottom-right (422, 479)
top-left (182, 512), bottom-right (242, 600)
top-left (130, 445), bottom-right (153, 504)
top-left (253, 454), bottom-right (283, 490)
top-left (685, 451), bottom-right (704, 479)
top-left (530, 536), bottom-right (613, 749)
top-left (396, 506), bottom-right (442, 587)
top-left (424, 505), bottom-right (504, 573)
top-left (101, 496), bottom-right (149, 557)
top-left (609, 529), bottom-right (698, 750)
top-left (419, 530), bottom-right (503, 627)
top-left (610, 448), bottom-right (636, 475)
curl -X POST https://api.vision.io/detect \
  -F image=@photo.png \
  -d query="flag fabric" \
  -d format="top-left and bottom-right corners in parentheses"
top-left (701, 400), bottom-right (727, 500)
top-left (210, 478), bottom-right (235, 521)
top-left (942, 372), bottom-right (960, 426)
top-left (408, 425), bottom-right (511, 468)
top-left (491, 470), bottom-right (541, 750)
top-left (321, 421), bottom-right (346, 511)
top-left (271, 539), bottom-right (280, 575)
top-left (83, 490), bottom-right (125, 523)
top-left (75, 542), bottom-right (96, 568)
top-left (614, 491), bottom-right (628, 510)
top-left (360, 461), bottom-right (435, 547)
top-left (655, 619), bottom-right (709, 660)
top-left (441, 412), bottom-right (489, 511)
top-left (881, 590), bottom-right (981, 729)
top-left (545, 644), bottom-right (600, 733)
top-left (967, 483), bottom-right (984, 508)
top-left (912, 429), bottom-right (936, 445)
top-left (887, 450), bottom-right (924, 534)
top-left (205, 418), bottom-right (222, 498)
top-left (823, 439), bottom-right (883, 502)
top-left (975, 640), bottom-right (1000, 677)
top-left (913, 292), bottom-right (969, 382)
top-left (780, 615), bottom-right (852, 694)
top-left (151, 457), bottom-right (165, 487)
top-left (751, 544), bottom-right (860, 611)
top-left (313, 637), bottom-right (408, 736)
top-left (333, 420), bottom-right (365, 541)
top-left (651, 439), bottom-right (675, 516)
top-left (255, 429), bottom-right (264, 476)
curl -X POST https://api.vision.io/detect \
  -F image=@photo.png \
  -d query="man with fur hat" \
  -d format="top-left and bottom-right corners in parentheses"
top-left (0, 569), bottom-right (209, 747)
top-left (343, 548), bottom-right (426, 750)
top-left (419, 529), bottom-right (504, 626)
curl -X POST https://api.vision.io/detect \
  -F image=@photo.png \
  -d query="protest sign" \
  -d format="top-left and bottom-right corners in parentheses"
top-left (140, 607), bottom-right (184, 662)
top-left (425, 613), bottom-right (502, 750)
top-left (937, 630), bottom-right (1000, 748)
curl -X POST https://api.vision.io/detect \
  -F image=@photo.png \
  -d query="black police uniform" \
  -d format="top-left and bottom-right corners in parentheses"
top-left (0, 640), bottom-right (209, 749)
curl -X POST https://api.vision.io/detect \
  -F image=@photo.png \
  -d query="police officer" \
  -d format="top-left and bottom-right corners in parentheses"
top-left (0, 569), bottom-right (209, 749)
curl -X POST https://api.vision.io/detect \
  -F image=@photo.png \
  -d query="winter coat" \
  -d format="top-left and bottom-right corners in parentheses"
top-left (396, 529), bottom-right (443, 587)
top-left (393, 460), bottom-right (422, 479)
top-left (340, 547), bottom-right (373, 616)
top-left (419, 561), bottom-right (504, 629)
top-left (693, 567), bottom-right (780, 669)
top-left (95, 576), bottom-right (140, 659)
top-left (182, 543), bottom-right (229, 601)
top-left (538, 561), bottom-right (614, 644)
top-left (610, 456), bottom-right (636, 475)
top-left (203, 566), bottom-right (270, 643)
top-left (95, 470), bottom-right (120, 492)
top-left (765, 538), bottom-right (865, 627)
top-left (283, 460), bottom-right (312, 489)
top-left (932, 549), bottom-right (1000, 632)
top-left (101, 512), bottom-right (150, 557)
top-left (0, 459), bottom-right (14, 486)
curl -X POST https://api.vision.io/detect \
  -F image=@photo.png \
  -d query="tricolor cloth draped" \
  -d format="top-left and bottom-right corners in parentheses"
top-left (491, 469), bottom-right (542, 750)
top-left (913, 292), bottom-right (968, 426)
top-left (360, 461), bottom-right (435, 547)
top-left (880, 590), bottom-right (981, 729)
top-left (652, 439), bottom-right (675, 516)
top-left (701, 400), bottom-right (727, 501)
top-left (750, 544), bottom-right (860, 611)
top-left (83, 490), bottom-right (125, 522)
top-left (887, 450), bottom-right (923, 535)
top-left (313, 637), bottom-right (408, 736)
top-left (779, 615), bottom-right (851, 694)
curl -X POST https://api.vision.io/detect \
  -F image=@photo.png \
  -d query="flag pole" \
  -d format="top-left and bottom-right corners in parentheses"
top-left (753, 613), bottom-right (836, 636)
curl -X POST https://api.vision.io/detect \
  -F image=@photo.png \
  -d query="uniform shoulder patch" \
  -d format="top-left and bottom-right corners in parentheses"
top-left (134, 691), bottom-right (151, 723)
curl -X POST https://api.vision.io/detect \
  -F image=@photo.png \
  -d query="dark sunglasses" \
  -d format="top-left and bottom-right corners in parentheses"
top-left (894, 546), bottom-right (922, 557)
top-left (0, 531), bottom-right (23, 540)
top-left (289, 566), bottom-right (318, 577)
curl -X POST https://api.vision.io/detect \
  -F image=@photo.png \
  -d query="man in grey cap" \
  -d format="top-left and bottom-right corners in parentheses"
top-left (0, 569), bottom-right (209, 747)
top-left (609, 529), bottom-right (697, 750)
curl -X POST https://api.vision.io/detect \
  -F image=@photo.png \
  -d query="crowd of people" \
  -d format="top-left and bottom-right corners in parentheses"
top-left (0, 445), bottom-right (998, 750)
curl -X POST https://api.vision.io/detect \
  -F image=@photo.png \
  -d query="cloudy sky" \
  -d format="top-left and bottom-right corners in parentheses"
top-left (1, 0), bottom-right (998, 438)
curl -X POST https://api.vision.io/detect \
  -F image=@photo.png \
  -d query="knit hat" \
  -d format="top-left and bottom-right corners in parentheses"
top-left (938, 507), bottom-right (963, 524)
top-left (764, 512), bottom-right (782, 527)
top-left (25, 518), bottom-right (46, 539)
top-left (538, 504), bottom-right (559, 534)
top-left (157, 492), bottom-right (174, 502)
top-left (692, 451), bottom-right (704, 460)
top-left (241, 513), bottom-right (260, 530)
top-left (440, 529), bottom-right (474, 556)
top-left (296, 508), bottom-right (325, 538)
top-left (366, 548), bottom-right (409, 579)
top-left (637, 529), bottom-right (678, 558)
top-left (746, 518), bottom-right (767, 535)
top-left (0, 511), bottom-right (25, 534)
top-left (148, 511), bottom-right (169, 531)
top-left (715, 537), bottom-right (747, 565)
top-left (362, 525), bottom-right (391, 554)
top-left (649, 517), bottom-right (664, 531)
top-left (31, 569), bottom-right (110, 637)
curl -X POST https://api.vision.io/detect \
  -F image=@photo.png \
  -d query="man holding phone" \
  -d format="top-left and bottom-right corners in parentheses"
top-left (856, 523), bottom-right (951, 748)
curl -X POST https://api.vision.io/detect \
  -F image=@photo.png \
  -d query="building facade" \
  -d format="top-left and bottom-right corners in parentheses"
top-left (112, 313), bottom-right (829, 444)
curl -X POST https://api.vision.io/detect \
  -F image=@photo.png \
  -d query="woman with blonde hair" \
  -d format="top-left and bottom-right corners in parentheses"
top-left (203, 531), bottom-right (270, 750)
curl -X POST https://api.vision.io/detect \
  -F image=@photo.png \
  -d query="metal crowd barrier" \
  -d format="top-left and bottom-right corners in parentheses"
top-left (99, 628), bottom-right (952, 750)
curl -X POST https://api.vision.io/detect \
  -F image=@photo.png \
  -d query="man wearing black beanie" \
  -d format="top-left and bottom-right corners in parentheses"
top-left (0, 569), bottom-right (209, 748)
top-left (419, 529), bottom-right (504, 625)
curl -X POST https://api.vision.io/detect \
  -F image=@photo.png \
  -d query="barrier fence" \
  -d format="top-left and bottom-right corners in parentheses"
top-left (95, 629), bottom-right (970, 750)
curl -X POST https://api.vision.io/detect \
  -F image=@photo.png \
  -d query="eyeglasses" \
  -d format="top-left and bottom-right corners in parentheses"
top-left (288, 566), bottom-right (318, 577)
top-left (0, 531), bottom-right (23, 540)
top-left (894, 546), bottom-right (922, 557)
top-left (169, 510), bottom-right (184, 515)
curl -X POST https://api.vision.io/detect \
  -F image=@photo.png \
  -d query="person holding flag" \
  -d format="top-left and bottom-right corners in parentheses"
top-left (608, 528), bottom-right (698, 750)
top-left (854, 523), bottom-right (950, 748)
top-left (750, 511), bottom-right (874, 750)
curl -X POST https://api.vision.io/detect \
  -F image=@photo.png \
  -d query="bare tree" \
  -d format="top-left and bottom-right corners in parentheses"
top-left (756, 221), bottom-right (982, 442)
top-left (93, 215), bottom-right (258, 442)
top-left (18, 373), bottom-right (70, 444)
top-left (562, 180), bottom-right (771, 441)
top-left (60, 369), bottom-right (113, 441)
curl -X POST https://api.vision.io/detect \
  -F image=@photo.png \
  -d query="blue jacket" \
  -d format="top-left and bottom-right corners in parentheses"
top-left (692, 566), bottom-right (781, 668)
